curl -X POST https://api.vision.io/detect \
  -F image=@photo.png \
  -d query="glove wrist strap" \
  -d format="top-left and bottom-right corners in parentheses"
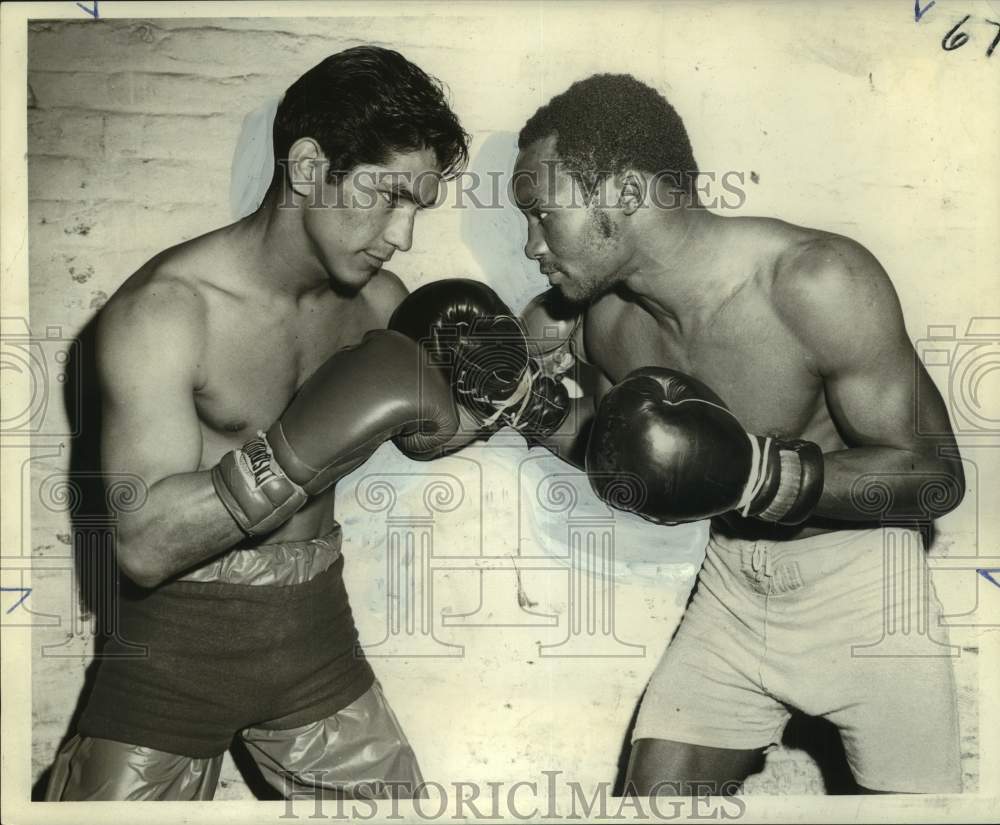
top-left (211, 431), bottom-right (308, 537)
top-left (737, 434), bottom-right (771, 516)
top-left (745, 438), bottom-right (825, 525)
top-left (755, 447), bottom-right (804, 522)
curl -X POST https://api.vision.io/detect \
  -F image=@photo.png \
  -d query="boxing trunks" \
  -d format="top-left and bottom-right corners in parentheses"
top-left (46, 527), bottom-right (423, 799)
top-left (76, 527), bottom-right (373, 758)
top-left (632, 526), bottom-right (962, 793)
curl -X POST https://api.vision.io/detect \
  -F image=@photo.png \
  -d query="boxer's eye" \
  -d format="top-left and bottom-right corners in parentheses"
top-left (379, 191), bottom-right (399, 208)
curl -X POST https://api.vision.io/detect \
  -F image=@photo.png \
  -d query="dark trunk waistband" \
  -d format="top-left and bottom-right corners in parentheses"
top-left (80, 549), bottom-right (375, 757)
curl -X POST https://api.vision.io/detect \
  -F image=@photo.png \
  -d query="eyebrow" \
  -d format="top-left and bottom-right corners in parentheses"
top-left (382, 181), bottom-right (435, 210)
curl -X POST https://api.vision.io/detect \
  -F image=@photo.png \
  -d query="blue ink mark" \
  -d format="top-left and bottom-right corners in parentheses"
top-left (1, 586), bottom-right (32, 614)
top-left (977, 569), bottom-right (1000, 590)
top-left (76, 1), bottom-right (99, 19)
top-left (914, 0), bottom-right (935, 22)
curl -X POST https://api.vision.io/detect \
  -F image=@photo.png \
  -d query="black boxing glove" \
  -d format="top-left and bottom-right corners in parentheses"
top-left (389, 279), bottom-right (570, 443)
top-left (586, 367), bottom-right (824, 525)
top-left (212, 330), bottom-right (459, 536)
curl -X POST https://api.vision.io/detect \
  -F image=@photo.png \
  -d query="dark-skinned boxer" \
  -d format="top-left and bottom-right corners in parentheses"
top-left (409, 74), bottom-right (966, 796)
top-left (514, 74), bottom-right (965, 796)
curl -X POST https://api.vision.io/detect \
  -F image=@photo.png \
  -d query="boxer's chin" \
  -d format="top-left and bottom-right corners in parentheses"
top-left (326, 264), bottom-right (370, 296)
top-left (554, 278), bottom-right (590, 307)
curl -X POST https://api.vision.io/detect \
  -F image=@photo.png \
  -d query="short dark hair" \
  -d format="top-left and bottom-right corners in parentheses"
top-left (273, 46), bottom-right (469, 182)
top-left (518, 73), bottom-right (698, 199)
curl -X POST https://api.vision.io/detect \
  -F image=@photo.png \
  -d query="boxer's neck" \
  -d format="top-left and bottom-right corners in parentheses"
top-left (232, 188), bottom-right (338, 298)
top-left (618, 209), bottom-right (748, 334)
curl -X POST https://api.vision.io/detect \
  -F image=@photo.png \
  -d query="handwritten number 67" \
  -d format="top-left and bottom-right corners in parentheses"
top-left (940, 15), bottom-right (1000, 57)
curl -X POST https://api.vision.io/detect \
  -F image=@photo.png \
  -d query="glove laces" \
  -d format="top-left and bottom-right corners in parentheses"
top-left (478, 364), bottom-right (536, 428)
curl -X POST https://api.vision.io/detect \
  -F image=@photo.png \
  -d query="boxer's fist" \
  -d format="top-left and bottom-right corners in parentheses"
top-left (212, 330), bottom-right (459, 536)
top-left (586, 367), bottom-right (824, 525)
top-left (389, 279), bottom-right (570, 441)
top-left (211, 434), bottom-right (309, 538)
top-left (520, 289), bottom-right (584, 396)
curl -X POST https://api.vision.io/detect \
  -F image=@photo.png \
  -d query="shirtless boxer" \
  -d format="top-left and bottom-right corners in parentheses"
top-left (499, 74), bottom-right (965, 794)
top-left (45, 46), bottom-right (469, 801)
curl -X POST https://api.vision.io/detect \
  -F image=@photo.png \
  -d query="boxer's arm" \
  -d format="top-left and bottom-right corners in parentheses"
top-left (526, 395), bottom-right (605, 470)
top-left (776, 238), bottom-right (965, 521)
top-left (97, 281), bottom-right (244, 588)
top-left (517, 289), bottom-right (611, 469)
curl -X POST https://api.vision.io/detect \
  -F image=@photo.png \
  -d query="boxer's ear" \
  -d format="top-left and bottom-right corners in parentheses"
top-left (286, 137), bottom-right (325, 201)
top-left (617, 171), bottom-right (645, 216)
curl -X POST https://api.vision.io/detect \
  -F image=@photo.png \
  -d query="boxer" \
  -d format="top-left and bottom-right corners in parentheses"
top-left (487, 73), bottom-right (966, 794)
top-left (45, 46), bottom-right (469, 801)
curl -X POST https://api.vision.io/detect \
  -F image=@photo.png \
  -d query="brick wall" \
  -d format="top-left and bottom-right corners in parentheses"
top-left (24, 8), bottom-right (990, 801)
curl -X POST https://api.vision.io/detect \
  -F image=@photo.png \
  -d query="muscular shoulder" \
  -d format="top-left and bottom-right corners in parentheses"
top-left (771, 234), bottom-right (908, 372)
top-left (362, 268), bottom-right (409, 326)
top-left (97, 261), bottom-right (208, 387)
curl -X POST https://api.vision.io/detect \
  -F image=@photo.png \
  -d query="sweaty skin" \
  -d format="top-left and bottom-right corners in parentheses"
top-left (98, 146), bottom-right (441, 587)
top-left (514, 135), bottom-right (964, 541)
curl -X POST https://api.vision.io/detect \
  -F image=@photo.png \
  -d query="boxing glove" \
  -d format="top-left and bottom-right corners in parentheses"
top-left (389, 279), bottom-right (570, 442)
top-left (586, 367), bottom-right (824, 525)
top-left (212, 330), bottom-right (459, 536)
top-left (520, 289), bottom-right (585, 398)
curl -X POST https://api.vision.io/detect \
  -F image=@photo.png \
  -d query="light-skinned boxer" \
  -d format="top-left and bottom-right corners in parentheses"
top-left (46, 46), bottom-right (471, 802)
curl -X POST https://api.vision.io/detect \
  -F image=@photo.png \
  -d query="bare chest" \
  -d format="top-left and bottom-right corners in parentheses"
top-left (586, 299), bottom-right (826, 439)
top-left (194, 295), bottom-right (378, 461)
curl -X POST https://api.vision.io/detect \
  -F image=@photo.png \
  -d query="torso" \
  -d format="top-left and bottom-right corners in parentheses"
top-left (581, 219), bottom-right (849, 539)
top-left (121, 226), bottom-right (400, 543)
top-left (194, 284), bottom-right (381, 465)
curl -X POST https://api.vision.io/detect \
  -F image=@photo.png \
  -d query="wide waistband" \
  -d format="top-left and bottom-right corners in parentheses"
top-left (81, 555), bottom-right (375, 757)
top-left (179, 524), bottom-right (343, 586)
top-left (708, 526), bottom-right (922, 558)
top-left (706, 526), bottom-right (929, 597)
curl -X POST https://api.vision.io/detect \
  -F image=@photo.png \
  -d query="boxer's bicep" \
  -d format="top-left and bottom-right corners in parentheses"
top-left (96, 288), bottom-right (204, 490)
top-left (777, 239), bottom-right (938, 454)
top-left (824, 339), bottom-right (918, 452)
top-left (823, 331), bottom-right (958, 458)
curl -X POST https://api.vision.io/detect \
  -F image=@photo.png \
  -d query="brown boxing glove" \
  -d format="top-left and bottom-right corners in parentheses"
top-left (212, 330), bottom-right (460, 536)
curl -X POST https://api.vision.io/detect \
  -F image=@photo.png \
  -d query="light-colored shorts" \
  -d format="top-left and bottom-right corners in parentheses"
top-left (632, 527), bottom-right (961, 793)
top-left (46, 680), bottom-right (423, 801)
